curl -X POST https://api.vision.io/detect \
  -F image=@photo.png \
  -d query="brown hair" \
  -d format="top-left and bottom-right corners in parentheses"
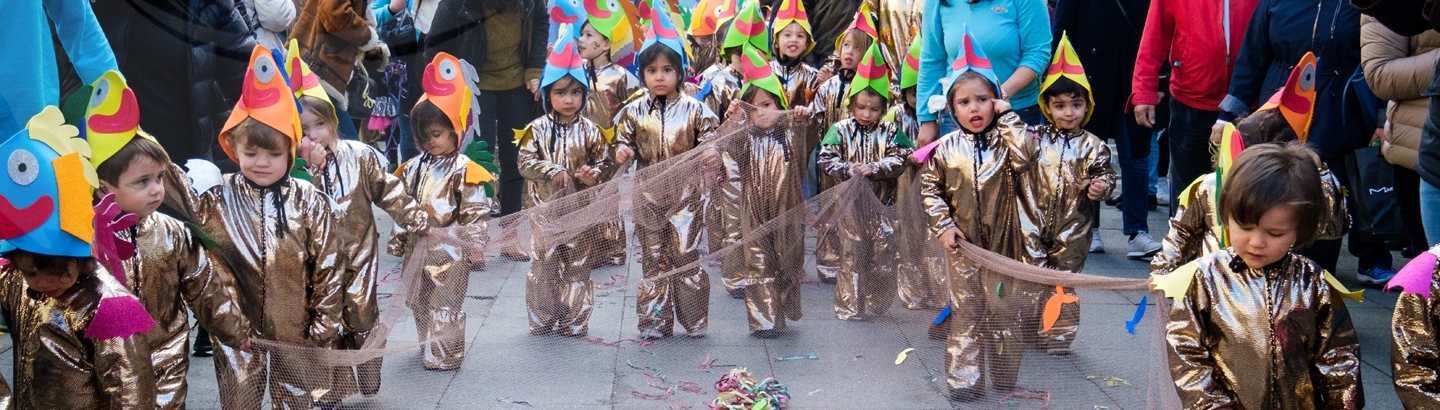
top-left (842, 30), bottom-right (875, 56)
top-left (1235, 109), bottom-right (1299, 147)
top-left (0, 249), bottom-right (96, 278)
top-left (299, 96), bottom-right (338, 134)
top-left (229, 117), bottom-right (292, 154)
top-left (96, 137), bottom-right (170, 186)
top-left (410, 100), bottom-right (457, 148)
top-left (739, 86), bottom-right (786, 109)
top-left (1219, 141), bottom-right (1324, 246)
top-left (848, 87), bottom-right (888, 109)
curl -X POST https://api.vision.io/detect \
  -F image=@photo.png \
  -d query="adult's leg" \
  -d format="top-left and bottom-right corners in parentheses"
top-left (478, 87), bottom-right (534, 216)
top-left (1394, 166), bottom-right (1430, 249)
top-left (1422, 179), bottom-right (1440, 246)
top-left (1112, 112), bottom-right (1151, 236)
top-left (1166, 99), bottom-right (1219, 217)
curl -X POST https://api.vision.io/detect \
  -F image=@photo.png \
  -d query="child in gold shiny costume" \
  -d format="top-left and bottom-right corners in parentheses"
top-left (577, 13), bottom-right (643, 268)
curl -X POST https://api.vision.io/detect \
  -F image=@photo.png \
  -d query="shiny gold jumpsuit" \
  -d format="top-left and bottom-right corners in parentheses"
top-left (818, 119), bottom-right (913, 320)
top-left (1166, 250), bottom-right (1363, 409)
top-left (728, 115), bottom-right (806, 332)
top-left (310, 139), bottom-right (429, 398)
top-left (196, 175), bottom-right (347, 410)
top-left (891, 105), bottom-right (947, 310)
top-left (1391, 259), bottom-right (1440, 407)
top-left (390, 151), bottom-right (491, 370)
top-left (1151, 164), bottom-right (1348, 274)
top-left (918, 112), bottom-right (1039, 392)
top-left (118, 212), bottom-right (253, 409)
top-left (0, 265), bottom-right (156, 409)
top-left (614, 91), bottom-right (719, 337)
top-left (771, 58), bottom-right (821, 177)
top-left (807, 74), bottom-right (854, 282)
top-left (1016, 125), bottom-right (1114, 351)
top-left (583, 62), bottom-right (642, 267)
top-left (518, 115), bottom-right (615, 336)
top-left (690, 65), bottom-right (746, 295)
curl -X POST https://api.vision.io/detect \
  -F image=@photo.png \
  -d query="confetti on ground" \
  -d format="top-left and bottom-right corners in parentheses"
top-left (808, 389), bottom-right (822, 396)
top-left (495, 397), bottom-right (532, 406)
top-left (1086, 375), bottom-right (1138, 389)
top-left (583, 337), bottom-right (656, 347)
top-left (999, 390), bottom-right (1050, 409)
top-left (698, 353), bottom-right (718, 369)
top-left (640, 348), bottom-right (658, 357)
top-left (894, 348), bottom-right (915, 365)
top-left (775, 352), bottom-right (818, 361)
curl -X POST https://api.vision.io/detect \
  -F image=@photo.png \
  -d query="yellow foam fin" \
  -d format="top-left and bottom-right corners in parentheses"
top-left (1152, 262), bottom-right (1199, 303)
top-left (513, 125), bottom-right (532, 147)
top-left (53, 153), bottom-right (95, 244)
top-left (601, 127), bottom-right (616, 145)
top-left (393, 159), bottom-right (410, 178)
top-left (465, 161), bottom-right (495, 186)
top-left (1323, 270), bottom-right (1365, 302)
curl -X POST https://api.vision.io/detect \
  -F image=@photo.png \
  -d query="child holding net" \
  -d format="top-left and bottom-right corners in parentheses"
top-left (286, 40), bottom-right (430, 400)
top-left (389, 53), bottom-right (494, 371)
top-left (915, 28), bottom-right (1038, 401)
top-left (614, 8), bottom-right (720, 340)
top-left (517, 24), bottom-right (631, 337)
top-left (817, 42), bottom-right (913, 321)
top-left (577, 2), bottom-right (643, 267)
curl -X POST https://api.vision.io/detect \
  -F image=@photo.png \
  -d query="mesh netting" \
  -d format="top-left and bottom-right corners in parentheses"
top-left (220, 103), bottom-right (1179, 409)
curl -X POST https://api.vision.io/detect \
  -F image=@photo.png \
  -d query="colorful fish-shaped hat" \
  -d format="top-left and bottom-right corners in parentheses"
top-left (82, 71), bottom-right (162, 169)
top-left (834, 2), bottom-right (879, 53)
top-left (720, 0), bottom-right (768, 54)
top-left (1258, 52), bottom-right (1318, 142)
top-left (899, 33), bottom-right (921, 90)
top-left (542, 24), bottom-right (591, 107)
top-left (0, 107), bottom-right (98, 257)
top-left (584, 0), bottom-right (644, 61)
top-left (688, 0), bottom-right (737, 37)
top-left (285, 39), bottom-right (337, 124)
top-left (416, 52), bottom-right (476, 136)
top-left (847, 42), bottom-right (890, 102)
top-left (219, 45), bottom-right (303, 163)
top-left (1038, 32), bottom-right (1095, 126)
top-left (551, 0), bottom-right (588, 29)
top-left (641, 1), bottom-right (689, 70)
top-left (738, 44), bottom-right (788, 109)
top-left (931, 26), bottom-right (999, 115)
top-left (770, 0), bottom-right (813, 56)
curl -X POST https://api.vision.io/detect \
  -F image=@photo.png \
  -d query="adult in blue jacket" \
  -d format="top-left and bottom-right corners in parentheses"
top-left (1217, 0), bottom-right (1394, 281)
top-left (916, 0), bottom-right (1051, 145)
top-left (1, 0), bottom-right (117, 136)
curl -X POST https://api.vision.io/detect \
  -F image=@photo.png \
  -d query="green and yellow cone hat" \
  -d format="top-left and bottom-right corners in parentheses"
top-left (738, 44), bottom-right (788, 109)
top-left (846, 42), bottom-right (890, 102)
top-left (899, 33), bottom-right (921, 90)
top-left (720, 0), bottom-right (768, 55)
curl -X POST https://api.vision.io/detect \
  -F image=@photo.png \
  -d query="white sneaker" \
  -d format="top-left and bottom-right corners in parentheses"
top-left (1127, 232), bottom-right (1162, 259)
top-left (1090, 235), bottom-right (1105, 253)
top-left (1155, 178), bottom-right (1171, 206)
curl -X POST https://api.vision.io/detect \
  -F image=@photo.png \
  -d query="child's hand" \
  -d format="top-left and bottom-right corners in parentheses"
top-left (616, 145), bottom-right (635, 164)
top-left (551, 172), bottom-right (571, 189)
top-left (237, 338), bottom-right (252, 352)
top-left (726, 103), bottom-right (743, 119)
top-left (850, 163), bottom-right (871, 179)
top-left (575, 166), bottom-right (600, 186)
top-left (1209, 122), bottom-right (1225, 144)
top-left (939, 227), bottom-right (967, 251)
top-left (702, 150), bottom-right (722, 169)
top-left (817, 65), bottom-right (835, 84)
top-left (1086, 179), bottom-right (1109, 201)
top-left (993, 98), bottom-right (1012, 114)
top-left (1146, 276), bottom-right (1159, 294)
top-left (793, 106), bottom-right (812, 118)
top-left (301, 137), bottom-right (326, 169)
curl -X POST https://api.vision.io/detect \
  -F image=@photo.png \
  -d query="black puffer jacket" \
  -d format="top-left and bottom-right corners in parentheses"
top-left (93, 0), bottom-right (254, 162)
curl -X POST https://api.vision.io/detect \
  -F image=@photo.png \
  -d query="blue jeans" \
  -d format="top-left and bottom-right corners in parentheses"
top-left (1423, 179), bottom-right (1440, 246)
top-left (1111, 111), bottom-right (1151, 235)
top-left (1148, 133), bottom-right (1160, 196)
top-left (1167, 99), bottom-right (1219, 217)
top-left (397, 114), bottom-right (419, 162)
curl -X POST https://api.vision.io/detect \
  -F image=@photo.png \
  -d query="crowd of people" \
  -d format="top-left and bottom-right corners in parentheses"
top-left (3, 0), bottom-right (1440, 408)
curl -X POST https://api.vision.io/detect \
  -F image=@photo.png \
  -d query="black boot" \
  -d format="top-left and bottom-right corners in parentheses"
top-left (192, 327), bottom-right (213, 357)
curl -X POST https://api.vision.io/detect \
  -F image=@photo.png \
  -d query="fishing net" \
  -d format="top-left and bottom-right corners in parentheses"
top-left (197, 103), bottom-right (1179, 409)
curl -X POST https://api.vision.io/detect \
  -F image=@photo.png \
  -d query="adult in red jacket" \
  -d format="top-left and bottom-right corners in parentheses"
top-left (1129, 0), bottom-right (1260, 213)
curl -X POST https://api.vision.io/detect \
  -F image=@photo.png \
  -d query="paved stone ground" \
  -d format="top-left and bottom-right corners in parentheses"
top-left (0, 184), bottom-right (1412, 409)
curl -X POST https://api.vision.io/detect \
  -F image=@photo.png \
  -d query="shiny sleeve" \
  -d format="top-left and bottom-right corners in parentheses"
top-left (91, 332), bottom-right (157, 410)
top-left (304, 195), bottom-right (346, 345)
top-left (176, 234), bottom-right (251, 346)
top-left (363, 148), bottom-right (429, 235)
top-left (817, 139), bottom-right (852, 182)
top-left (998, 112), bottom-right (1038, 173)
top-left (614, 107), bottom-right (637, 149)
top-left (161, 162), bottom-right (201, 222)
top-left (588, 128), bottom-right (617, 182)
top-left (455, 169), bottom-right (492, 227)
top-left (1314, 283), bottom-right (1364, 409)
top-left (919, 155), bottom-right (957, 237)
top-left (1087, 140), bottom-right (1117, 194)
top-left (695, 105), bottom-right (721, 144)
top-left (1166, 272), bottom-right (1238, 409)
top-left (1393, 289), bottom-right (1440, 408)
top-left (519, 127), bottom-right (566, 183)
top-left (869, 131), bottom-right (912, 180)
top-left (1151, 181), bottom-right (1208, 274)
top-left (1316, 164), bottom-right (1350, 240)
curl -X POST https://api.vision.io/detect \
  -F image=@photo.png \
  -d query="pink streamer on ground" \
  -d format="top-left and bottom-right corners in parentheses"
top-left (87, 296), bottom-right (156, 340)
top-left (582, 336), bottom-right (656, 347)
top-left (1388, 250), bottom-right (1439, 298)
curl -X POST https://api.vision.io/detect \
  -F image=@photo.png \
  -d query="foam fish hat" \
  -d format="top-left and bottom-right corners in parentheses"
top-left (928, 25), bottom-right (1000, 117)
top-left (0, 106), bottom-right (98, 258)
top-left (551, 0), bottom-right (588, 28)
top-left (899, 33), bottom-right (921, 90)
top-left (417, 52), bottom-right (477, 138)
top-left (1210, 121), bottom-right (1244, 247)
top-left (720, 0), bottom-right (768, 55)
top-left (688, 0), bottom-right (737, 37)
top-left (285, 39), bottom-right (337, 124)
top-left (738, 44), bottom-right (788, 109)
top-left (584, 0), bottom-right (644, 62)
top-left (1258, 52), bottom-right (1318, 142)
top-left (833, 2), bottom-right (879, 54)
top-left (218, 45), bottom-right (303, 163)
top-left (82, 71), bottom-right (163, 169)
top-left (847, 41), bottom-right (890, 102)
top-left (640, 1), bottom-right (689, 71)
top-left (770, 0), bottom-right (813, 57)
top-left (1038, 32), bottom-right (1095, 126)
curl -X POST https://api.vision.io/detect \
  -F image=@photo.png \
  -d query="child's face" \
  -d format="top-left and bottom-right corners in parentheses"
top-left (1227, 206), bottom-right (1299, 269)
top-left (236, 142), bottom-right (290, 187)
top-left (1046, 93), bottom-right (1087, 132)
top-left (643, 58), bottom-right (681, 98)
top-left (950, 78), bottom-right (997, 133)
top-left (851, 93), bottom-right (885, 127)
top-left (745, 90), bottom-right (782, 128)
top-left (549, 77), bottom-right (586, 118)
top-left (578, 24), bottom-right (609, 61)
top-left (99, 156), bottom-right (166, 219)
top-left (422, 124), bottom-right (459, 156)
top-left (839, 35), bottom-right (863, 70)
top-left (12, 254), bottom-right (79, 298)
top-left (903, 88), bottom-right (917, 110)
top-left (776, 23), bottom-right (810, 60)
top-left (300, 110), bottom-right (336, 148)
